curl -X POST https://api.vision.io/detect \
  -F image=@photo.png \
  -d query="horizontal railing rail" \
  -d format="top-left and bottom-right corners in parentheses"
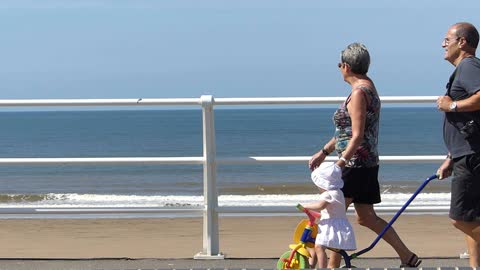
top-left (214, 96), bottom-right (438, 105)
top-left (0, 207), bottom-right (204, 215)
top-left (0, 95), bottom-right (444, 259)
top-left (0, 155), bottom-right (445, 166)
top-left (0, 156), bottom-right (448, 216)
top-left (0, 98), bottom-right (200, 106)
top-left (217, 205), bottom-right (450, 214)
top-left (0, 96), bottom-right (438, 107)
top-left (216, 155), bottom-right (446, 164)
top-left (0, 157), bottom-right (205, 165)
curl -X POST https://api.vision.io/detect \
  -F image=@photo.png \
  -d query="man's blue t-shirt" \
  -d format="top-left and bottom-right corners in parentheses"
top-left (443, 57), bottom-right (480, 158)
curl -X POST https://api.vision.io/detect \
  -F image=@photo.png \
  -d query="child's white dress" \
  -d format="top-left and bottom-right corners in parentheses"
top-left (315, 190), bottom-right (356, 250)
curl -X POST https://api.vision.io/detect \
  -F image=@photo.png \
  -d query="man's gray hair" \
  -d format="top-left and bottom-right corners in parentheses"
top-left (454, 22), bottom-right (479, 49)
top-left (341, 43), bottom-right (370, 75)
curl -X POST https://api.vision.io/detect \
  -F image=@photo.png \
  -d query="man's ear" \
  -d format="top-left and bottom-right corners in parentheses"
top-left (459, 37), bottom-right (467, 48)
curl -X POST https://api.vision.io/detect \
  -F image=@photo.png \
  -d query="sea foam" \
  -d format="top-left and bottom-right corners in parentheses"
top-left (0, 193), bottom-right (450, 209)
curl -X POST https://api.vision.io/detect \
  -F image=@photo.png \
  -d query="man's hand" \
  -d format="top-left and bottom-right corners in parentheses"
top-left (437, 158), bottom-right (454, 180)
top-left (437, 95), bottom-right (454, 112)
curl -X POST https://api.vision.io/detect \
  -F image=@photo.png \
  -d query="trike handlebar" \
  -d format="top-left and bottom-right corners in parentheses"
top-left (296, 204), bottom-right (321, 224)
top-left (296, 203), bottom-right (306, 212)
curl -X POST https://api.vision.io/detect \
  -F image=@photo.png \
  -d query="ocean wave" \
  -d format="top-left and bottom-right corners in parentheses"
top-left (0, 193), bottom-right (451, 208)
top-left (0, 194), bottom-right (66, 203)
top-left (219, 181), bottom-right (451, 195)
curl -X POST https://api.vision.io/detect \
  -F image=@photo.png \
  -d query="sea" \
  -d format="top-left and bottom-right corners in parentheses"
top-left (0, 107), bottom-right (451, 214)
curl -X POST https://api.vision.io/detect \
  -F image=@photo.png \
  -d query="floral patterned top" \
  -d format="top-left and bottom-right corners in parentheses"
top-left (333, 85), bottom-right (380, 168)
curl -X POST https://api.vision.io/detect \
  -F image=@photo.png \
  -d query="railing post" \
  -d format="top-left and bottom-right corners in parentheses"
top-left (194, 95), bottom-right (224, 259)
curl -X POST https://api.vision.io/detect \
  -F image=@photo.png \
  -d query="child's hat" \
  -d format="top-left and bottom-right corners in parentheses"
top-left (311, 162), bottom-right (343, 190)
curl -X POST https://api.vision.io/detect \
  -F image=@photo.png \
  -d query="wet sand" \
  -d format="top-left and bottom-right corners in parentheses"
top-left (0, 214), bottom-right (465, 259)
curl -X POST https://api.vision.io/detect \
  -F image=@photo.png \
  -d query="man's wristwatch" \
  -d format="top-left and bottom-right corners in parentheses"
top-left (449, 101), bottom-right (457, 112)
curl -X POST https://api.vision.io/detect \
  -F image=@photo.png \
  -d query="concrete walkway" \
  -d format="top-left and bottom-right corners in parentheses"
top-left (0, 257), bottom-right (471, 269)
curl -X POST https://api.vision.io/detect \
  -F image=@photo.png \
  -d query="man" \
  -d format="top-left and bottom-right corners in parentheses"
top-left (437, 22), bottom-right (480, 267)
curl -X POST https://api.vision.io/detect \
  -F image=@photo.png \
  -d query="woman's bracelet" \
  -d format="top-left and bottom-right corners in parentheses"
top-left (321, 148), bottom-right (330, 156)
top-left (339, 156), bottom-right (348, 163)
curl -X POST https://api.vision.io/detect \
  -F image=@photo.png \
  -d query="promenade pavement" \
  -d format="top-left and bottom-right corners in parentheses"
top-left (0, 257), bottom-right (471, 270)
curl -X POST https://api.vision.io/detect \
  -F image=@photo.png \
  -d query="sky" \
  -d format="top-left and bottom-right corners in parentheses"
top-left (1, 0), bottom-right (480, 101)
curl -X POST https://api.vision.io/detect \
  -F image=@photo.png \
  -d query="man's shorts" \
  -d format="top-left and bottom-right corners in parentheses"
top-left (450, 153), bottom-right (480, 221)
top-left (341, 165), bottom-right (381, 205)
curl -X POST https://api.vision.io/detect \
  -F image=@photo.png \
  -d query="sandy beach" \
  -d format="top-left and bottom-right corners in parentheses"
top-left (0, 214), bottom-right (466, 259)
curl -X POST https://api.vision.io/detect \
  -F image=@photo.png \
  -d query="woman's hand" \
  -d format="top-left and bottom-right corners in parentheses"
top-left (310, 138), bottom-right (336, 171)
top-left (308, 151), bottom-right (325, 171)
top-left (335, 159), bottom-right (347, 169)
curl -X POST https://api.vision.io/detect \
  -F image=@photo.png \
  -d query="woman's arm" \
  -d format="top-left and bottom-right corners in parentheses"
top-left (337, 88), bottom-right (367, 167)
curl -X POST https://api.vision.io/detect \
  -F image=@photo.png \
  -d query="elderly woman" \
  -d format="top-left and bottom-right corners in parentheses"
top-left (308, 43), bottom-right (421, 268)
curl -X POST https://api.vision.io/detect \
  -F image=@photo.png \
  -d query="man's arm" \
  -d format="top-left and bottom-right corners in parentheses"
top-left (437, 91), bottom-right (480, 112)
top-left (455, 91), bottom-right (480, 111)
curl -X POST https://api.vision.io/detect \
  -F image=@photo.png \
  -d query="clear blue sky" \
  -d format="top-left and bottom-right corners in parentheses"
top-left (1, 0), bottom-right (480, 99)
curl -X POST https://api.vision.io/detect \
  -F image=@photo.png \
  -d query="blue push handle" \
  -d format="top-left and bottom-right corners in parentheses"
top-left (351, 174), bottom-right (438, 258)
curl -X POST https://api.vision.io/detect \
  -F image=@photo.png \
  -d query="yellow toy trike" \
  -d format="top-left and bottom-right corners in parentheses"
top-left (277, 204), bottom-right (319, 269)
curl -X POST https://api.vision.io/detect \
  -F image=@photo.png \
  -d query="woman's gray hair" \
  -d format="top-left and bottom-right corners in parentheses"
top-left (341, 43), bottom-right (370, 75)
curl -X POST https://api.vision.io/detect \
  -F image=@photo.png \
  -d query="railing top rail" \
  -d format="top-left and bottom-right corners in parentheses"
top-left (0, 98), bottom-right (201, 107)
top-left (214, 96), bottom-right (438, 105)
top-left (0, 96), bottom-right (438, 107)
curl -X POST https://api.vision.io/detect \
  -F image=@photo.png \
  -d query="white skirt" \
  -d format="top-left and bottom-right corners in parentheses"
top-left (315, 218), bottom-right (356, 251)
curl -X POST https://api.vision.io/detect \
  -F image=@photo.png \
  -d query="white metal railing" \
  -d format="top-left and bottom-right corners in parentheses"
top-left (0, 95), bottom-right (444, 259)
top-left (0, 96), bottom-right (436, 106)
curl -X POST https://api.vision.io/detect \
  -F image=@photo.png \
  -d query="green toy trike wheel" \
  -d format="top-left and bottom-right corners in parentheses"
top-left (277, 250), bottom-right (308, 269)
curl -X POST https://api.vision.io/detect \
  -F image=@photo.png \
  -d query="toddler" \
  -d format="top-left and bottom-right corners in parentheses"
top-left (303, 162), bottom-right (356, 268)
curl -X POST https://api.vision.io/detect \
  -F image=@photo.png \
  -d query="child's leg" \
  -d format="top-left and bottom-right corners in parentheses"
top-left (327, 249), bottom-right (342, 268)
top-left (314, 245), bottom-right (328, 268)
top-left (307, 247), bottom-right (317, 268)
